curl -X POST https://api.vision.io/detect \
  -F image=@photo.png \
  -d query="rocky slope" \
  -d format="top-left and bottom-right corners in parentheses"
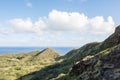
top-left (69, 45), bottom-right (120, 80)
top-left (17, 25), bottom-right (120, 80)
top-left (68, 25), bottom-right (120, 80)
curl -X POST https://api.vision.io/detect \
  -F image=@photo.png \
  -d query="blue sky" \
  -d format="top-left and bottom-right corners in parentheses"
top-left (0, 0), bottom-right (119, 47)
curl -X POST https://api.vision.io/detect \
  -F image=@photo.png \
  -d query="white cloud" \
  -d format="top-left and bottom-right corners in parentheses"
top-left (47, 10), bottom-right (88, 32)
top-left (26, 2), bottom-right (32, 8)
top-left (10, 18), bottom-right (33, 32)
top-left (87, 16), bottom-right (115, 34)
top-left (0, 24), bottom-right (14, 34)
top-left (9, 18), bottom-right (45, 34)
top-left (9, 10), bottom-right (115, 35)
top-left (0, 27), bottom-right (14, 34)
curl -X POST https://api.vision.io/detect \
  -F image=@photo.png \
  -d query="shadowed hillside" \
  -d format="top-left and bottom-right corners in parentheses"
top-left (17, 25), bottom-right (120, 80)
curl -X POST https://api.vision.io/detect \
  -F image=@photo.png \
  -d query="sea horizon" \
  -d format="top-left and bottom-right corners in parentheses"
top-left (0, 47), bottom-right (78, 55)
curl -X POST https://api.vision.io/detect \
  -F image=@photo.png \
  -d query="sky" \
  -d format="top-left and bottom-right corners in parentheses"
top-left (0, 0), bottom-right (119, 47)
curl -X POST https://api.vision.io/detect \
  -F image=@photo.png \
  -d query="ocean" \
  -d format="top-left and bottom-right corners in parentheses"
top-left (0, 47), bottom-right (75, 55)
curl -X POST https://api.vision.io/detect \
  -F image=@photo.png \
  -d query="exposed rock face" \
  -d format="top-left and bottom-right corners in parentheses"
top-left (99, 47), bottom-right (120, 80)
top-left (69, 45), bottom-right (120, 80)
top-left (69, 56), bottom-right (97, 76)
top-left (69, 25), bottom-right (120, 80)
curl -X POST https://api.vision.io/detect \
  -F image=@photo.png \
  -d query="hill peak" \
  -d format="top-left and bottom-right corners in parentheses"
top-left (40, 48), bottom-right (57, 54)
top-left (44, 48), bottom-right (55, 52)
top-left (115, 25), bottom-right (120, 34)
top-left (102, 25), bottom-right (120, 48)
top-left (30, 48), bottom-right (60, 61)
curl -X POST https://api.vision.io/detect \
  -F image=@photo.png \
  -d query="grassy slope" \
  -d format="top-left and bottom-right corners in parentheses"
top-left (0, 48), bottom-right (60, 80)
top-left (17, 42), bottom-right (115, 80)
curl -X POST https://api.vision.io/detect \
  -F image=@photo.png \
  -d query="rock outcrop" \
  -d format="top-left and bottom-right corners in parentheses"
top-left (69, 45), bottom-right (120, 80)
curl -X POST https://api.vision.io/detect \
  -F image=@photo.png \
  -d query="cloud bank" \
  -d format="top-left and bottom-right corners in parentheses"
top-left (10, 10), bottom-right (115, 35)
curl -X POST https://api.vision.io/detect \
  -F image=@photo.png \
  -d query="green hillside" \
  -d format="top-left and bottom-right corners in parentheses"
top-left (0, 48), bottom-right (60, 80)
top-left (0, 25), bottom-right (120, 80)
top-left (17, 25), bottom-right (120, 80)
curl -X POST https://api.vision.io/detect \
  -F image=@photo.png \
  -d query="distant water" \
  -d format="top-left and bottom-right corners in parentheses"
top-left (0, 47), bottom-right (75, 55)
